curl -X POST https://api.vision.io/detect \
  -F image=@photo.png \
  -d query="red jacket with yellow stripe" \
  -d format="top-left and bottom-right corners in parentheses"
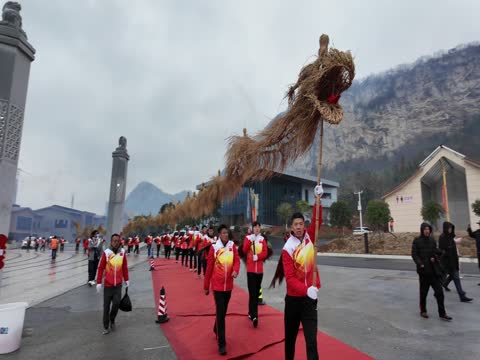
top-left (242, 234), bottom-right (268, 273)
top-left (282, 204), bottom-right (322, 297)
top-left (204, 240), bottom-right (240, 292)
top-left (96, 248), bottom-right (129, 287)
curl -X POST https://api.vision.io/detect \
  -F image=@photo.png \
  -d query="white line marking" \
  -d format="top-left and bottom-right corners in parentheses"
top-left (143, 345), bottom-right (170, 351)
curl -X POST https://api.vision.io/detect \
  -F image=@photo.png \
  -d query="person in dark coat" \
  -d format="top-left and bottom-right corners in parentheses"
top-left (439, 222), bottom-right (472, 302)
top-left (467, 221), bottom-right (480, 286)
top-left (411, 223), bottom-right (452, 321)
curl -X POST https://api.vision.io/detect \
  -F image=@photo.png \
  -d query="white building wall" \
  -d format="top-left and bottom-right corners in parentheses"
top-left (384, 148), bottom-right (480, 232)
top-left (465, 162), bottom-right (480, 226)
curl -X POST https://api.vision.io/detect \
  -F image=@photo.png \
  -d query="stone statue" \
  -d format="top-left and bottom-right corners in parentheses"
top-left (1, 2), bottom-right (23, 29)
top-left (118, 136), bottom-right (127, 149)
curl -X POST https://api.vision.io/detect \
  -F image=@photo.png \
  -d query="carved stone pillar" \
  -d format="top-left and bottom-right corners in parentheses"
top-left (106, 137), bottom-right (129, 240)
top-left (0, 2), bottom-right (36, 238)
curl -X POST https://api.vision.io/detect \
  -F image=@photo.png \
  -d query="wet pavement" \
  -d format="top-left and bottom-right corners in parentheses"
top-left (1, 246), bottom-right (148, 306)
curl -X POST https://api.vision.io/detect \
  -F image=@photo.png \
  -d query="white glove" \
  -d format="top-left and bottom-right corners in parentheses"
top-left (307, 286), bottom-right (318, 300)
top-left (314, 183), bottom-right (324, 197)
top-left (125, 280), bottom-right (129, 288)
top-left (96, 284), bottom-right (102, 293)
top-left (253, 254), bottom-right (258, 262)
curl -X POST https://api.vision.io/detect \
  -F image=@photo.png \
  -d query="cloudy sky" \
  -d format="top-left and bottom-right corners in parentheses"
top-left (15, 0), bottom-right (479, 214)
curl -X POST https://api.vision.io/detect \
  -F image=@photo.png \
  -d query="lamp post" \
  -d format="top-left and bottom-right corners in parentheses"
top-left (354, 190), bottom-right (369, 254)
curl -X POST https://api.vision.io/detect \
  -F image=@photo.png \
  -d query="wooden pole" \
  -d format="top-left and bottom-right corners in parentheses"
top-left (312, 119), bottom-right (324, 286)
top-left (440, 159), bottom-right (450, 222)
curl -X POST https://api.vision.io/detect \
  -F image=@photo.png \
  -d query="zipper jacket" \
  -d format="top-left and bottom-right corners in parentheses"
top-left (204, 239), bottom-right (240, 292)
top-left (96, 247), bottom-right (129, 287)
top-left (242, 234), bottom-right (268, 273)
top-left (282, 204), bottom-right (322, 297)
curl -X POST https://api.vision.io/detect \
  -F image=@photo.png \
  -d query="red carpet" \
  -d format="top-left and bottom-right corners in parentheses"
top-left (151, 258), bottom-right (373, 360)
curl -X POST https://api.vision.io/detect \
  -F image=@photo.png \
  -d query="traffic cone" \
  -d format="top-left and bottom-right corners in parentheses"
top-left (258, 287), bottom-right (266, 305)
top-left (155, 286), bottom-right (169, 323)
top-left (149, 258), bottom-right (155, 271)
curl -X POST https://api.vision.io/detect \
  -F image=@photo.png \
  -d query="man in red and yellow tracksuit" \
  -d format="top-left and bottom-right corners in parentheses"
top-left (173, 232), bottom-right (181, 262)
top-left (163, 232), bottom-right (172, 259)
top-left (271, 184), bottom-right (323, 360)
top-left (196, 226), bottom-right (207, 277)
top-left (145, 235), bottom-right (153, 258)
top-left (204, 225), bottom-right (240, 356)
top-left (96, 233), bottom-right (129, 335)
top-left (188, 226), bottom-right (199, 271)
top-left (242, 221), bottom-right (268, 328)
top-left (134, 236), bottom-right (140, 254)
top-left (180, 231), bottom-right (189, 267)
top-left (154, 235), bottom-right (162, 258)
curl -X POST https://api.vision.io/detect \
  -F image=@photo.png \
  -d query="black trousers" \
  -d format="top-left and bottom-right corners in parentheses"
top-left (284, 295), bottom-right (318, 360)
top-left (103, 285), bottom-right (122, 329)
top-left (189, 249), bottom-right (197, 269)
top-left (127, 246), bottom-right (132, 254)
top-left (197, 253), bottom-right (207, 275)
top-left (181, 249), bottom-right (189, 266)
top-left (88, 257), bottom-right (99, 282)
top-left (165, 246), bottom-right (171, 259)
top-left (175, 247), bottom-right (180, 261)
top-left (247, 272), bottom-right (263, 319)
top-left (213, 291), bottom-right (232, 347)
top-left (419, 274), bottom-right (446, 315)
top-left (443, 270), bottom-right (466, 298)
top-left (51, 248), bottom-right (57, 260)
top-left (134, 245), bottom-right (139, 254)
top-left (156, 244), bottom-right (161, 257)
top-left (75, 244), bottom-right (79, 251)
top-left (477, 252), bottom-right (480, 270)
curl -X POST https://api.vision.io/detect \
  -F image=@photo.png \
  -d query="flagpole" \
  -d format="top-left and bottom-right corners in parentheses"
top-left (313, 119), bottom-right (324, 286)
top-left (441, 159), bottom-right (450, 222)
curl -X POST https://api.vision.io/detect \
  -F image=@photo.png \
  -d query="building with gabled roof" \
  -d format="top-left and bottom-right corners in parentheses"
top-left (382, 145), bottom-right (480, 232)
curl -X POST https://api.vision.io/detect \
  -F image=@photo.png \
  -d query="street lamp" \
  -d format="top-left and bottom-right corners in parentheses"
top-left (354, 190), bottom-right (369, 254)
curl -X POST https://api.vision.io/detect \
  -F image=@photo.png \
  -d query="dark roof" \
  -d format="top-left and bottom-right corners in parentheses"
top-left (196, 170), bottom-right (339, 190)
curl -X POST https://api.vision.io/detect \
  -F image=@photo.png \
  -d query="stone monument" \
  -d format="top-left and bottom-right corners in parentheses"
top-left (0, 2), bottom-right (35, 238)
top-left (106, 136), bottom-right (129, 240)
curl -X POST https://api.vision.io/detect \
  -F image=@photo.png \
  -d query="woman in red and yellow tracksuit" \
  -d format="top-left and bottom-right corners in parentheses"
top-left (204, 225), bottom-right (240, 356)
top-left (96, 234), bottom-right (129, 334)
top-left (242, 221), bottom-right (268, 328)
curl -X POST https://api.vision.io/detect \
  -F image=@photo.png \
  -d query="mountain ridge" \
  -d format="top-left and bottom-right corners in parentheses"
top-left (125, 181), bottom-right (188, 216)
top-left (287, 42), bottom-right (480, 197)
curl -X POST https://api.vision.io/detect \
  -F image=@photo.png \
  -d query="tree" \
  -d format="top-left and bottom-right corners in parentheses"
top-left (97, 224), bottom-right (106, 236)
top-left (330, 201), bottom-right (353, 234)
top-left (72, 221), bottom-right (81, 238)
top-left (159, 202), bottom-right (175, 214)
top-left (365, 200), bottom-right (391, 231)
top-left (472, 199), bottom-right (480, 217)
top-left (296, 200), bottom-right (312, 215)
top-left (277, 202), bottom-right (294, 229)
top-left (421, 201), bottom-right (445, 228)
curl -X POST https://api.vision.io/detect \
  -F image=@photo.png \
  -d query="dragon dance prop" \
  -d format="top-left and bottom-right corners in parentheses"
top-left (124, 35), bottom-right (355, 260)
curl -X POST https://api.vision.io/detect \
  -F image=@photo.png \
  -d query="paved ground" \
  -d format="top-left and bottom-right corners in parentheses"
top-left (3, 262), bottom-right (177, 360)
top-left (316, 255), bottom-right (480, 275)
top-left (2, 248), bottom-right (480, 360)
top-left (0, 245), bottom-right (148, 306)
